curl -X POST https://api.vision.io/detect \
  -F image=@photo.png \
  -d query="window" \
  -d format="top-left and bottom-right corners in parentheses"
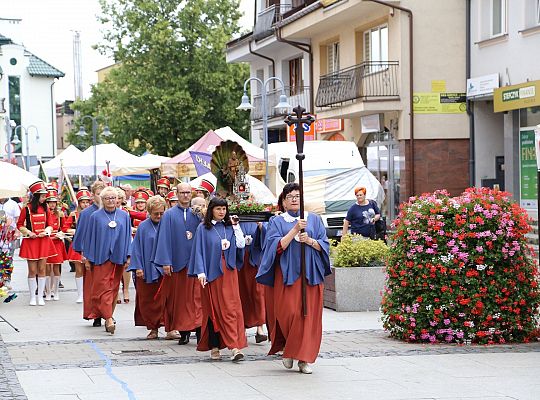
top-left (289, 57), bottom-right (304, 95)
top-left (491, 0), bottom-right (507, 37)
top-left (364, 25), bottom-right (388, 73)
top-left (537, 0), bottom-right (540, 25)
top-left (327, 41), bottom-right (339, 74)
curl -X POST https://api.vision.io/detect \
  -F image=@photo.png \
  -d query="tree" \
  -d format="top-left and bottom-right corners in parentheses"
top-left (68, 0), bottom-right (250, 156)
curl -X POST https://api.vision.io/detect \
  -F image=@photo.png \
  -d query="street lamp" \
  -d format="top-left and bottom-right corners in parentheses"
top-left (3, 116), bottom-right (19, 163)
top-left (76, 115), bottom-right (111, 180)
top-left (13, 124), bottom-right (39, 171)
top-left (237, 77), bottom-right (292, 186)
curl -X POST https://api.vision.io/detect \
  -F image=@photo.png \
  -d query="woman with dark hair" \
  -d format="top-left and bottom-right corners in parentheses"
top-left (188, 197), bottom-right (247, 362)
top-left (16, 181), bottom-right (57, 306)
top-left (257, 182), bottom-right (331, 374)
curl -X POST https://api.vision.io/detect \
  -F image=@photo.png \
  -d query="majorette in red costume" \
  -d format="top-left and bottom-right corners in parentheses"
top-left (165, 190), bottom-right (178, 208)
top-left (130, 190), bottom-right (149, 234)
top-left (157, 177), bottom-right (171, 197)
top-left (65, 190), bottom-right (92, 262)
top-left (45, 189), bottom-right (68, 264)
top-left (16, 181), bottom-right (57, 261)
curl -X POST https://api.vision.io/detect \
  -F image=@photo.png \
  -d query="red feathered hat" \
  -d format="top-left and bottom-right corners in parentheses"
top-left (29, 181), bottom-right (48, 195)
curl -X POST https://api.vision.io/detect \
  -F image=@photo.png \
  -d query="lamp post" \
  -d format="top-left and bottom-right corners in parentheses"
top-left (237, 77), bottom-right (292, 187)
top-left (76, 115), bottom-right (111, 181)
top-left (13, 124), bottom-right (39, 171)
top-left (4, 116), bottom-right (17, 163)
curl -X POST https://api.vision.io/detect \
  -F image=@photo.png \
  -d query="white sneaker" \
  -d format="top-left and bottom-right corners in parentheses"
top-left (298, 361), bottom-right (312, 374)
top-left (29, 297), bottom-right (37, 306)
top-left (38, 297), bottom-right (45, 306)
top-left (282, 357), bottom-right (293, 369)
top-left (53, 292), bottom-right (60, 301)
top-left (76, 294), bottom-right (83, 304)
top-left (45, 292), bottom-right (52, 301)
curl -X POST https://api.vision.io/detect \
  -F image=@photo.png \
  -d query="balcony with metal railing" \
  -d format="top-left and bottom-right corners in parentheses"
top-left (315, 61), bottom-right (400, 108)
top-left (250, 86), bottom-right (311, 121)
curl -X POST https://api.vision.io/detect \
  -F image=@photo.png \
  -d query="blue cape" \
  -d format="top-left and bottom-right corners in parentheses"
top-left (256, 212), bottom-right (331, 287)
top-left (85, 208), bottom-right (132, 266)
top-left (188, 222), bottom-right (243, 283)
top-left (72, 203), bottom-right (99, 253)
top-left (127, 218), bottom-right (162, 283)
top-left (237, 222), bottom-right (264, 269)
top-left (152, 206), bottom-right (201, 273)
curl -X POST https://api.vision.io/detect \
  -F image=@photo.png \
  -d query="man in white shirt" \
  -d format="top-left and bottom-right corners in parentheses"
top-left (0, 197), bottom-right (21, 229)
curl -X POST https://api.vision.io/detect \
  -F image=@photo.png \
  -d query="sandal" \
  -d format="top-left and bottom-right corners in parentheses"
top-left (105, 321), bottom-right (116, 335)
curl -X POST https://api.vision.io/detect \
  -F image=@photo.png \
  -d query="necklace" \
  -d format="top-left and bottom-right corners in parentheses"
top-left (212, 221), bottom-right (230, 250)
top-left (104, 209), bottom-right (117, 228)
top-left (150, 221), bottom-right (158, 233)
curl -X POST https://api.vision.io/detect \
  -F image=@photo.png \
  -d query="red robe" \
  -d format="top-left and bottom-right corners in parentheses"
top-left (238, 249), bottom-right (266, 328)
top-left (162, 268), bottom-right (202, 332)
top-left (64, 211), bottom-right (83, 262)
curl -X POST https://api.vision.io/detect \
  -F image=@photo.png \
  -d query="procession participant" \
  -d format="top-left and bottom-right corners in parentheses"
top-left (153, 183), bottom-right (202, 343)
top-left (120, 184), bottom-right (134, 207)
top-left (256, 183), bottom-right (331, 374)
top-left (188, 197), bottom-right (247, 361)
top-left (165, 191), bottom-right (178, 209)
top-left (45, 189), bottom-right (68, 301)
top-left (72, 181), bottom-right (106, 326)
top-left (127, 195), bottom-right (166, 339)
top-left (85, 186), bottom-right (131, 334)
top-left (116, 187), bottom-right (127, 208)
top-left (64, 189), bottom-right (91, 303)
top-left (156, 178), bottom-right (171, 198)
top-left (237, 221), bottom-right (267, 343)
top-left (194, 179), bottom-right (215, 200)
top-left (191, 196), bottom-right (206, 219)
top-left (16, 181), bottom-right (57, 306)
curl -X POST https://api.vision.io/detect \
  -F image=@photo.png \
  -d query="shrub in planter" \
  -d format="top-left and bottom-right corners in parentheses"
top-left (382, 188), bottom-right (540, 344)
top-left (332, 234), bottom-right (389, 267)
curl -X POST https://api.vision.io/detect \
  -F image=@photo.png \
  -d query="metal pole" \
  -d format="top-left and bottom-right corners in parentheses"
top-left (262, 84), bottom-right (269, 187)
top-left (93, 118), bottom-right (97, 181)
top-left (25, 128), bottom-right (30, 172)
top-left (5, 116), bottom-right (12, 162)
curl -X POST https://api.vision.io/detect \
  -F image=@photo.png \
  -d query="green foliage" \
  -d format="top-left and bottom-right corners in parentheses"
top-left (68, 0), bottom-right (250, 156)
top-left (331, 234), bottom-right (389, 268)
top-left (228, 201), bottom-right (265, 214)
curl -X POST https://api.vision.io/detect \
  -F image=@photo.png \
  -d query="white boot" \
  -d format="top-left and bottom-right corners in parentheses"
top-left (75, 277), bottom-right (83, 303)
top-left (45, 276), bottom-right (52, 301)
top-left (52, 276), bottom-right (60, 301)
top-left (28, 278), bottom-right (37, 306)
top-left (37, 277), bottom-right (47, 306)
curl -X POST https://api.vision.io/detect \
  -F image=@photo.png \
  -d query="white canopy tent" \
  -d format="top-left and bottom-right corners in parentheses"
top-left (112, 153), bottom-right (170, 176)
top-left (0, 161), bottom-right (40, 197)
top-left (190, 172), bottom-right (277, 204)
top-left (29, 145), bottom-right (83, 178)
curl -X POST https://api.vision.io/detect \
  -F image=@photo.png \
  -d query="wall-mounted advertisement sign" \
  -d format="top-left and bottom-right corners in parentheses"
top-left (494, 80), bottom-right (540, 112)
top-left (466, 73), bottom-right (499, 99)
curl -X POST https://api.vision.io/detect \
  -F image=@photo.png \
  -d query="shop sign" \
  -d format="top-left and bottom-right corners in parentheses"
top-left (494, 80), bottom-right (540, 112)
top-left (315, 118), bottom-right (342, 134)
top-left (288, 119), bottom-right (316, 142)
top-left (412, 92), bottom-right (467, 114)
top-left (519, 129), bottom-right (537, 209)
top-left (466, 74), bottom-right (499, 99)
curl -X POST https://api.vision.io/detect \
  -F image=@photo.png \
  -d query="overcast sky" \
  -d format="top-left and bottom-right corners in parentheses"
top-left (3, 0), bottom-right (254, 102)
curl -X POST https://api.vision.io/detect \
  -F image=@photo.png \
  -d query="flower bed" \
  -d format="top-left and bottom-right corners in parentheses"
top-left (382, 188), bottom-right (540, 344)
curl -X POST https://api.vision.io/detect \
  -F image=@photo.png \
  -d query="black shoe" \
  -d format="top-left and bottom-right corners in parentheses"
top-left (255, 333), bottom-right (268, 343)
top-left (58, 281), bottom-right (64, 288)
top-left (178, 333), bottom-right (190, 345)
top-left (92, 318), bottom-right (102, 327)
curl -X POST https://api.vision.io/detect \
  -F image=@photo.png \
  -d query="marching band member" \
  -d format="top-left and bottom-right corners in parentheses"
top-left (16, 181), bottom-right (57, 306)
top-left (64, 189), bottom-right (92, 303)
top-left (256, 183), bottom-right (331, 374)
top-left (45, 189), bottom-right (68, 301)
top-left (153, 183), bottom-right (202, 343)
top-left (188, 197), bottom-right (247, 362)
top-left (156, 177), bottom-right (171, 198)
top-left (72, 181), bottom-right (107, 326)
top-left (127, 195), bottom-right (166, 339)
top-left (165, 191), bottom-right (178, 209)
top-left (194, 179), bottom-right (215, 200)
top-left (85, 186), bottom-right (131, 334)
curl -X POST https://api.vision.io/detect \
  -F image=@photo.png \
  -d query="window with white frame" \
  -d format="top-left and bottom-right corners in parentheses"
top-left (491, 0), bottom-right (507, 37)
top-left (327, 41), bottom-right (340, 74)
top-left (536, 0), bottom-right (540, 25)
top-left (364, 24), bottom-right (388, 72)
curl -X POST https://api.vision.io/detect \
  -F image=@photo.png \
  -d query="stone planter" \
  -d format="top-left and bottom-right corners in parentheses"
top-left (324, 265), bottom-right (386, 312)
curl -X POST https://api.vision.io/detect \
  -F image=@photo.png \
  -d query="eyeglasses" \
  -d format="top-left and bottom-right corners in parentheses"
top-left (103, 197), bottom-right (117, 201)
top-left (285, 195), bottom-right (300, 200)
top-left (178, 191), bottom-right (191, 195)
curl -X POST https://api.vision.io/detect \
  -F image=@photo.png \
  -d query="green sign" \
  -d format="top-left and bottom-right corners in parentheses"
top-left (519, 130), bottom-right (537, 209)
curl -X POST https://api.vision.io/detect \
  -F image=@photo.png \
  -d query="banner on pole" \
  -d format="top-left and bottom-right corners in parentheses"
top-left (189, 151), bottom-right (212, 176)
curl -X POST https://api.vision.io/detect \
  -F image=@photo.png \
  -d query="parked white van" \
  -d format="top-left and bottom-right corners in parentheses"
top-left (268, 141), bottom-right (384, 237)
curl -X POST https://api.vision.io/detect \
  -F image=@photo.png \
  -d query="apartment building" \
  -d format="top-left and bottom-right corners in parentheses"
top-left (227, 0), bottom-right (469, 220)
top-left (468, 0), bottom-right (540, 211)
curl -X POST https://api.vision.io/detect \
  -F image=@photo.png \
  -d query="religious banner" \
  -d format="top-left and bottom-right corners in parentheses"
top-left (189, 151), bottom-right (212, 177)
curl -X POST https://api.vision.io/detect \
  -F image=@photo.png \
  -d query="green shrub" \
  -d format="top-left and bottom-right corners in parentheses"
top-left (332, 234), bottom-right (389, 267)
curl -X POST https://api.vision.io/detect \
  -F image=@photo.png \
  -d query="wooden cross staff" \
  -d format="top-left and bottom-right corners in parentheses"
top-left (284, 105), bottom-right (315, 317)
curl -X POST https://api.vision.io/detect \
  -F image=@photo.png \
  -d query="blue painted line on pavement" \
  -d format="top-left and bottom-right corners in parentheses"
top-left (86, 339), bottom-right (137, 400)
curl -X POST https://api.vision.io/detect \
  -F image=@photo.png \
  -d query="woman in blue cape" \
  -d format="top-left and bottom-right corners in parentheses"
top-left (85, 186), bottom-right (132, 335)
top-left (188, 197), bottom-right (247, 362)
top-left (256, 183), bottom-right (331, 374)
top-left (127, 195), bottom-right (166, 340)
